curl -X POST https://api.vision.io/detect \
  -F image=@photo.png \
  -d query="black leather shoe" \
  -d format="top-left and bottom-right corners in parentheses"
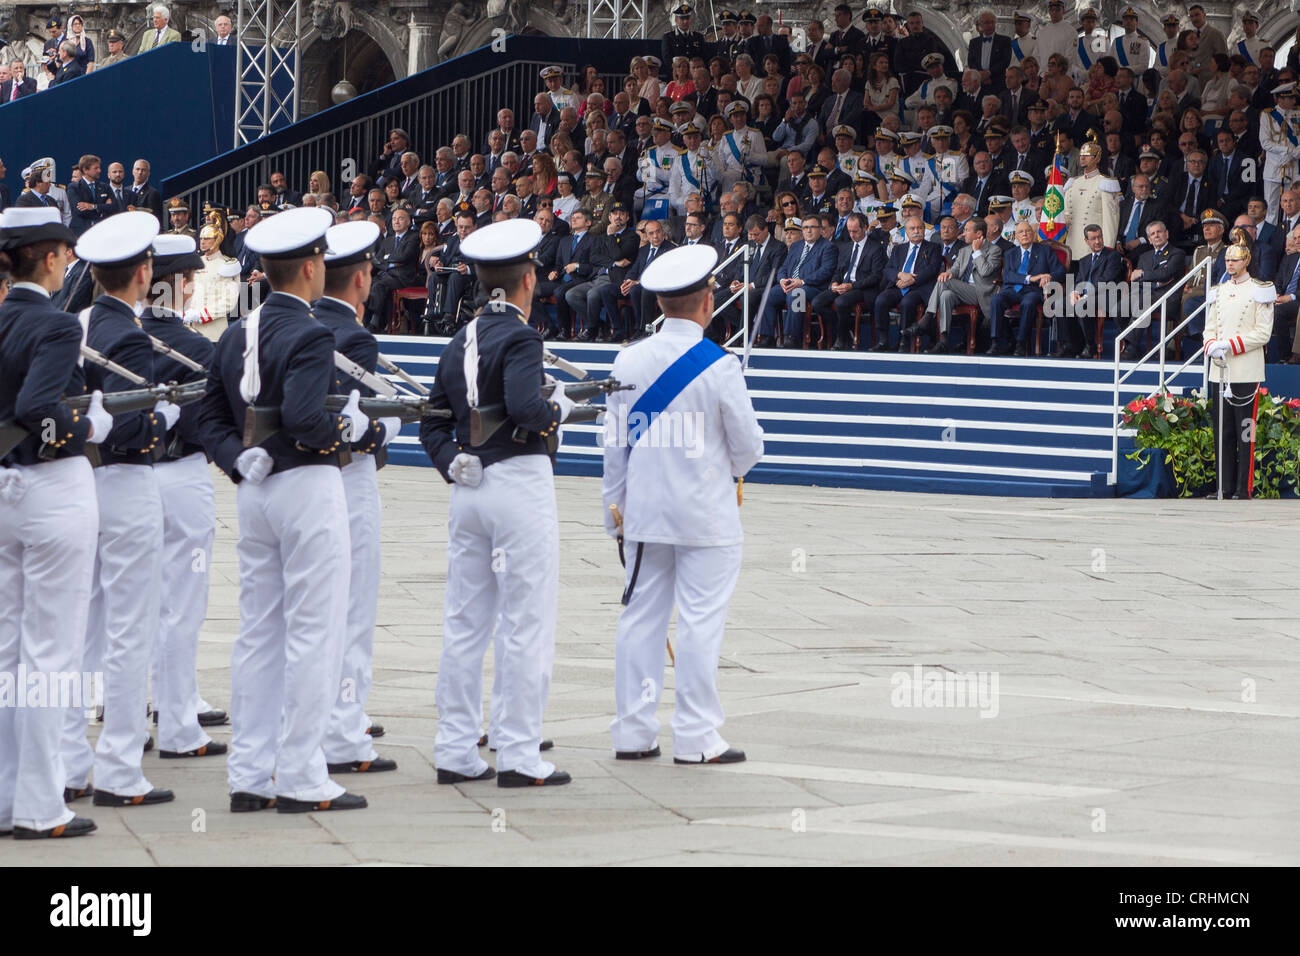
top-left (13, 817), bottom-right (96, 839)
top-left (143, 735), bottom-right (154, 753)
top-left (63, 784), bottom-right (94, 802)
top-left (1284, 354), bottom-right (1300, 365)
top-left (869, 341), bottom-right (889, 352)
top-left (615, 745), bottom-right (661, 760)
top-left (1119, 346), bottom-right (1140, 362)
top-left (275, 792), bottom-right (368, 813)
top-left (159, 741), bottom-right (227, 759)
top-left (925, 337), bottom-right (949, 355)
top-left (674, 748), bottom-right (747, 765)
top-left (985, 344), bottom-right (1006, 356)
top-left (497, 769), bottom-right (572, 787)
top-left (1013, 343), bottom-right (1028, 356)
top-left (327, 757), bottom-right (397, 774)
top-left (436, 766), bottom-right (496, 784)
top-left (1049, 348), bottom-right (1072, 358)
top-left (365, 724), bottom-right (384, 738)
top-left (92, 787), bottom-right (174, 807)
top-left (197, 709), bottom-right (229, 727)
top-left (230, 792), bottom-right (276, 812)
top-left (576, 330), bottom-right (596, 342)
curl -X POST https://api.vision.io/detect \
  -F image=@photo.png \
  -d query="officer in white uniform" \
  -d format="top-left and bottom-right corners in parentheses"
top-left (1205, 243), bottom-right (1275, 499)
top-left (313, 220), bottom-right (403, 775)
top-left (29, 158), bottom-right (72, 228)
top-left (602, 244), bottom-right (764, 764)
top-left (65, 212), bottom-right (177, 809)
top-left (1261, 84), bottom-right (1300, 221)
top-left (927, 126), bottom-right (969, 218)
top-left (904, 53), bottom-right (956, 126)
top-left (0, 206), bottom-right (104, 839)
top-left (418, 219), bottom-right (575, 788)
top-left (711, 100), bottom-right (768, 194)
top-left (670, 124), bottom-right (713, 216)
top-left (198, 207), bottom-right (367, 814)
top-left (1010, 12), bottom-right (1036, 66)
top-left (1110, 8), bottom-right (1150, 75)
top-left (1006, 171), bottom-right (1039, 237)
top-left (1154, 15), bottom-right (1180, 76)
top-left (1035, 1), bottom-right (1078, 79)
top-left (540, 65), bottom-right (577, 113)
top-left (636, 118), bottom-right (678, 218)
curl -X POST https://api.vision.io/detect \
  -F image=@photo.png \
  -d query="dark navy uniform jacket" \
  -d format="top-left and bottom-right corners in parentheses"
top-left (140, 306), bottom-right (215, 460)
top-left (419, 302), bottom-right (563, 481)
top-left (0, 286), bottom-right (92, 466)
top-left (84, 294), bottom-right (169, 465)
top-left (312, 295), bottom-right (395, 453)
top-left (199, 291), bottom-right (348, 481)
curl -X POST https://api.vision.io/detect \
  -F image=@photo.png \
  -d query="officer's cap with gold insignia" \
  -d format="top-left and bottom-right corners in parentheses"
top-left (1008, 170), bottom-right (1034, 187)
top-left (988, 195), bottom-right (1013, 210)
top-left (75, 211), bottom-right (159, 269)
top-left (461, 218), bottom-right (542, 267)
top-left (324, 220), bottom-right (381, 270)
top-left (862, 8), bottom-right (883, 23)
top-left (671, 3), bottom-right (694, 19)
top-left (644, 55), bottom-right (661, 69)
top-left (1271, 83), bottom-right (1296, 98)
top-left (0, 206), bottom-right (77, 250)
top-left (718, 9), bottom-right (737, 23)
top-left (641, 243), bottom-right (718, 297)
top-left (875, 204), bottom-right (897, 218)
top-left (738, 11), bottom-right (756, 25)
top-left (1048, 0), bottom-right (1064, 7)
top-left (669, 99), bottom-right (693, 114)
top-left (584, 164), bottom-right (606, 179)
top-left (724, 100), bottom-right (749, 117)
top-left (922, 53), bottom-right (944, 69)
top-left (244, 207), bottom-right (332, 261)
top-left (1080, 8), bottom-right (1099, 22)
top-left (808, 164), bottom-right (830, 179)
top-left (900, 193), bottom-right (923, 208)
top-left (1121, 7), bottom-right (1138, 19)
top-left (1013, 12), bottom-right (1030, 23)
top-left (854, 169), bottom-right (879, 184)
top-left (150, 234), bottom-right (205, 276)
top-left (651, 117), bottom-right (675, 133)
top-left (1200, 209), bottom-right (1227, 227)
top-left (832, 124), bottom-right (856, 139)
top-left (1242, 12), bottom-right (1259, 24)
top-left (539, 65), bottom-right (563, 80)
top-left (874, 127), bottom-right (900, 142)
top-left (1138, 145), bottom-right (1162, 160)
top-left (168, 198), bottom-right (190, 214)
top-left (898, 130), bottom-right (923, 145)
top-left (928, 125), bottom-right (954, 139)
top-left (889, 169), bottom-right (916, 185)
top-left (106, 29), bottom-right (125, 43)
top-left (1027, 100), bottom-right (1047, 112)
top-left (985, 123), bottom-right (1008, 139)
top-left (46, 16), bottom-right (62, 29)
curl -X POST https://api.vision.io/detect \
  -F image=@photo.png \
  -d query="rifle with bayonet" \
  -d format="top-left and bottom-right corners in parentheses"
top-left (241, 393), bottom-right (453, 448)
top-left (469, 377), bottom-right (634, 449)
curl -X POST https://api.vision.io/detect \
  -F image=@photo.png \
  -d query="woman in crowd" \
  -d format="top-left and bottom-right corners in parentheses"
top-left (863, 52), bottom-right (899, 126)
top-left (418, 218), bottom-right (442, 271)
top-left (1040, 53), bottom-right (1073, 110)
top-left (1083, 57), bottom-right (1117, 114)
top-left (623, 75), bottom-right (652, 117)
top-left (67, 14), bottom-right (94, 68)
top-left (734, 54), bottom-right (763, 104)
top-left (1020, 56), bottom-right (1041, 98)
top-left (548, 132), bottom-right (573, 166)
top-left (583, 110), bottom-right (608, 155)
top-left (552, 172), bottom-right (580, 222)
top-left (801, 64), bottom-right (830, 116)
top-left (705, 114), bottom-right (728, 152)
top-left (1179, 107), bottom-right (1210, 153)
top-left (308, 170), bottom-right (331, 199)
top-left (1199, 54), bottom-right (1232, 121)
top-left (951, 110), bottom-right (976, 160)
top-left (631, 56), bottom-right (660, 108)
top-left (665, 57), bottom-right (694, 102)
top-left (579, 64), bottom-right (601, 96)
top-left (382, 178), bottom-right (403, 217)
top-left (531, 152), bottom-right (559, 198)
top-left (752, 93), bottom-right (781, 147)
top-left (773, 191), bottom-right (802, 243)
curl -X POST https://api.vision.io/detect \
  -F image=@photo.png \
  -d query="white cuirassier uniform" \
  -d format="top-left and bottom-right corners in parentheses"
top-left (602, 245), bottom-right (764, 762)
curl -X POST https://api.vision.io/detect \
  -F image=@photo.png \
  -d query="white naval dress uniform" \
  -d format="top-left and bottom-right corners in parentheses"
top-left (637, 143), bottom-right (677, 216)
top-left (602, 318), bottom-right (764, 759)
top-left (1260, 108), bottom-right (1300, 220)
top-left (712, 126), bottom-right (769, 194)
top-left (670, 147), bottom-right (712, 216)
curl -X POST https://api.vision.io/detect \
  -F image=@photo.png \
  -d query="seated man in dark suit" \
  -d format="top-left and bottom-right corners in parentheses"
top-left (1122, 219), bottom-right (1187, 360)
top-left (759, 214), bottom-right (838, 348)
top-left (810, 214), bottom-right (885, 350)
top-left (362, 205), bottom-right (420, 332)
top-left (618, 218), bottom-right (677, 341)
top-left (988, 220), bottom-right (1065, 355)
top-left (871, 216), bottom-right (943, 351)
top-left (961, 151), bottom-right (1009, 215)
top-left (1231, 216), bottom-right (1280, 283)
top-left (1275, 227), bottom-right (1300, 363)
top-left (530, 209), bottom-right (567, 338)
top-left (719, 216), bottom-right (785, 348)
top-left (1061, 224), bottom-right (1125, 358)
top-left (1117, 175), bottom-right (1169, 265)
top-left (420, 209), bottom-right (478, 333)
top-left (544, 207), bottom-right (599, 338)
top-left (1169, 150), bottom-right (1218, 251)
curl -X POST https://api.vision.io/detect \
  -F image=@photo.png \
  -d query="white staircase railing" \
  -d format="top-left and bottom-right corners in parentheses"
top-left (649, 242), bottom-right (751, 348)
top-left (1109, 253), bottom-right (1213, 483)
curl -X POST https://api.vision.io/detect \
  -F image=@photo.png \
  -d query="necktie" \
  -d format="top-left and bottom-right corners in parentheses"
top-left (977, 178), bottom-right (986, 202)
top-left (903, 243), bottom-right (918, 273)
top-left (847, 241), bottom-right (862, 281)
top-left (1221, 157), bottom-right (1231, 197)
top-left (1017, 153), bottom-right (1026, 170)
top-left (793, 242), bottom-right (810, 278)
top-left (9, 82), bottom-right (17, 101)
top-left (1184, 179), bottom-right (1198, 216)
top-left (1018, 248), bottom-right (1030, 278)
top-left (830, 94), bottom-right (841, 128)
top-left (115, 187), bottom-right (123, 205)
top-left (156, 29), bottom-right (163, 44)
top-left (646, 245), bottom-right (657, 264)
top-left (1125, 200), bottom-right (1143, 242)
top-left (1288, 258), bottom-right (1300, 296)
top-left (1090, 252), bottom-right (1098, 279)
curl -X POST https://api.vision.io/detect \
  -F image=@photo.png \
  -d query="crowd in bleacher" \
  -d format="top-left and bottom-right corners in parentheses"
top-left (5, 2), bottom-right (1300, 360)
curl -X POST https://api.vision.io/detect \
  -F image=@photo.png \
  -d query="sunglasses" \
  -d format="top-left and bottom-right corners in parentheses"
top-left (781, 200), bottom-right (797, 207)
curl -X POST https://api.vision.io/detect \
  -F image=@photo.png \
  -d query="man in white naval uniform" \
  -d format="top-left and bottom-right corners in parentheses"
top-left (636, 118), bottom-right (678, 218)
top-left (669, 125), bottom-right (712, 217)
top-left (1205, 243), bottom-right (1275, 499)
top-left (711, 101), bottom-right (768, 195)
top-left (1260, 84), bottom-right (1300, 221)
top-left (313, 220), bottom-right (404, 776)
top-left (1035, 1), bottom-right (1078, 79)
top-left (602, 244), bottom-right (764, 764)
top-left (199, 207), bottom-right (368, 814)
top-left (0, 206), bottom-right (105, 839)
top-left (419, 219), bottom-right (575, 788)
top-left (65, 212), bottom-right (178, 809)
top-left (1110, 8), bottom-right (1150, 76)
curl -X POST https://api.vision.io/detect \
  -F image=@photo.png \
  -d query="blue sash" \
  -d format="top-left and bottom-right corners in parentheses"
top-left (1114, 39), bottom-right (1128, 69)
top-left (1077, 37), bottom-right (1092, 71)
top-left (1238, 40), bottom-right (1254, 64)
top-left (1272, 109), bottom-right (1299, 146)
top-left (681, 155), bottom-right (701, 190)
top-left (725, 131), bottom-right (743, 165)
top-left (1011, 38), bottom-right (1024, 61)
top-left (626, 339), bottom-right (728, 451)
top-left (1158, 42), bottom-right (1168, 68)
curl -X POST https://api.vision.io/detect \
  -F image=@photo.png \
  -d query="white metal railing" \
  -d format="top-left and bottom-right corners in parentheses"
top-left (649, 242), bottom-right (751, 347)
top-left (1109, 253), bottom-right (1213, 482)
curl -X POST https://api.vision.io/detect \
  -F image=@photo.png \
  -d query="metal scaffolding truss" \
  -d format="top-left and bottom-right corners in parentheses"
top-left (585, 0), bottom-right (649, 39)
top-left (235, 0), bottom-right (302, 144)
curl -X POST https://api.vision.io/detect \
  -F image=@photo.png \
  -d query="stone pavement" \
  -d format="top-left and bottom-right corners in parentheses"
top-left (3, 466), bottom-right (1297, 866)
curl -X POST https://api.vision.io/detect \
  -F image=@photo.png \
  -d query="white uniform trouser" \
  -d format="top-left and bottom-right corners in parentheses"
top-left (1265, 180), bottom-right (1284, 222)
top-left (0, 458), bottom-right (97, 831)
top-left (323, 455), bottom-right (380, 764)
top-left (435, 455), bottom-right (557, 778)
top-left (228, 464), bottom-right (350, 801)
top-left (610, 542), bottom-right (742, 760)
top-left (152, 453), bottom-right (214, 754)
top-left (81, 464), bottom-right (164, 797)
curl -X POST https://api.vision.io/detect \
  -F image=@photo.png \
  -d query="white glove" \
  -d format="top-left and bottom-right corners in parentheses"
top-left (449, 452), bottom-right (483, 487)
top-left (1207, 341), bottom-right (1228, 361)
top-left (549, 377), bottom-right (575, 422)
top-left (340, 389), bottom-right (367, 442)
top-left (378, 416), bottom-right (403, 445)
top-left (85, 390), bottom-right (113, 445)
top-left (234, 447), bottom-right (273, 485)
top-left (154, 400), bottom-right (181, 430)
